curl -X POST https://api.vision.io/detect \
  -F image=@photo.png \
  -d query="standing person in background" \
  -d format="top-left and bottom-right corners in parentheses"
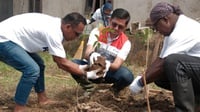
top-left (0, 12), bottom-right (100, 112)
top-left (129, 2), bottom-right (200, 112)
top-left (88, 2), bottom-right (113, 27)
top-left (71, 8), bottom-right (134, 98)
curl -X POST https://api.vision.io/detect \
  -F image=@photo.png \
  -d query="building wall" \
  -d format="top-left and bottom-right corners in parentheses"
top-left (42, 0), bottom-right (86, 18)
top-left (13, 0), bottom-right (86, 18)
top-left (12, 0), bottom-right (200, 23)
top-left (113, 0), bottom-right (200, 26)
top-left (13, 0), bottom-right (29, 15)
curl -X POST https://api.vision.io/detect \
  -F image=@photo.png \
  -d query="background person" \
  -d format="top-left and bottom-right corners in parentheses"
top-left (88, 2), bottom-right (113, 27)
top-left (129, 2), bottom-right (200, 112)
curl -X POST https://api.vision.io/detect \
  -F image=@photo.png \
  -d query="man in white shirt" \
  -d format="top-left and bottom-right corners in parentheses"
top-left (88, 2), bottom-right (113, 27)
top-left (0, 12), bottom-right (100, 112)
top-left (71, 8), bottom-right (133, 97)
top-left (129, 2), bottom-right (200, 112)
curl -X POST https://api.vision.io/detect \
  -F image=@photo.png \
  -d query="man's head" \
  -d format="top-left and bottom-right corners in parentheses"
top-left (150, 2), bottom-right (183, 36)
top-left (61, 12), bottom-right (86, 41)
top-left (109, 8), bottom-right (130, 37)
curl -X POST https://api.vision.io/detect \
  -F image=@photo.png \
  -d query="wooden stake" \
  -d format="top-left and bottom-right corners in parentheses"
top-left (73, 40), bottom-right (84, 59)
top-left (143, 28), bottom-right (151, 112)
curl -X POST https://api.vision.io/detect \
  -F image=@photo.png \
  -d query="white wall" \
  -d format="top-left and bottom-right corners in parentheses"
top-left (13, 0), bottom-right (86, 18)
top-left (42, 0), bottom-right (86, 18)
top-left (13, 0), bottom-right (200, 23)
top-left (113, 0), bottom-right (200, 26)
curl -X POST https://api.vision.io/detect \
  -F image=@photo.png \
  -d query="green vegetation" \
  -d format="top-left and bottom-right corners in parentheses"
top-left (134, 28), bottom-right (153, 43)
top-left (0, 52), bottom-right (77, 99)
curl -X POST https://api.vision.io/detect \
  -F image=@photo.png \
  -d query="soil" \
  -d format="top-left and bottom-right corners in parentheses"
top-left (0, 84), bottom-right (175, 112)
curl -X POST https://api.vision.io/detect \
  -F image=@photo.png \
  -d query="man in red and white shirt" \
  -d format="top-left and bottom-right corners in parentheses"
top-left (71, 8), bottom-right (134, 96)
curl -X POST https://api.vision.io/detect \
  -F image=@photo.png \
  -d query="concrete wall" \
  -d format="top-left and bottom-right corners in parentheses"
top-left (13, 0), bottom-right (86, 18)
top-left (13, 0), bottom-right (29, 15)
top-left (113, 0), bottom-right (200, 26)
top-left (42, 0), bottom-right (86, 18)
top-left (12, 0), bottom-right (200, 23)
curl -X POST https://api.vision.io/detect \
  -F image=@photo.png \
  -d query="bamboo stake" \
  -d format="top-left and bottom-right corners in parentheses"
top-left (73, 40), bottom-right (84, 59)
top-left (143, 28), bottom-right (151, 112)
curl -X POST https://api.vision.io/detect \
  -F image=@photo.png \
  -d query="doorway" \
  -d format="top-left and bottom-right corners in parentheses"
top-left (85, 0), bottom-right (113, 16)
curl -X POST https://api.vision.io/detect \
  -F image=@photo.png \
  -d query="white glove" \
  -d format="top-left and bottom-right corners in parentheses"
top-left (103, 60), bottom-right (111, 77)
top-left (89, 52), bottom-right (101, 66)
top-left (86, 68), bottom-right (101, 79)
top-left (79, 65), bottom-right (88, 71)
top-left (129, 76), bottom-right (143, 95)
top-left (79, 64), bottom-right (100, 79)
top-left (86, 19), bottom-right (91, 24)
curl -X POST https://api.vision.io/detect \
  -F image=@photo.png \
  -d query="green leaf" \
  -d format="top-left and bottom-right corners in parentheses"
top-left (93, 41), bottom-right (99, 47)
top-left (95, 34), bottom-right (99, 39)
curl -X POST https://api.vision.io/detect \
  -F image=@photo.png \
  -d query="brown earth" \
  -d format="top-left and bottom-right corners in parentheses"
top-left (0, 83), bottom-right (175, 112)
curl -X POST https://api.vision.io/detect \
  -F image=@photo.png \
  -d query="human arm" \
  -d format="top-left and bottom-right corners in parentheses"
top-left (53, 55), bottom-right (85, 75)
top-left (88, 8), bottom-right (101, 25)
top-left (88, 18), bottom-right (96, 24)
top-left (134, 57), bottom-right (165, 86)
top-left (109, 40), bottom-right (131, 70)
top-left (129, 57), bottom-right (165, 94)
top-left (90, 8), bottom-right (100, 22)
top-left (110, 56), bottom-right (124, 70)
top-left (52, 55), bottom-right (101, 79)
top-left (84, 28), bottom-right (99, 60)
top-left (84, 44), bottom-right (96, 60)
top-left (144, 57), bottom-right (165, 84)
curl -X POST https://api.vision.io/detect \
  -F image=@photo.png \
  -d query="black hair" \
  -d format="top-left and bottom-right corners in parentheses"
top-left (111, 8), bottom-right (130, 25)
top-left (62, 12), bottom-right (87, 27)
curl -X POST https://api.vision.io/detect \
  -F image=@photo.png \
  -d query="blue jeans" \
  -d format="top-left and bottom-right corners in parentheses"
top-left (0, 41), bottom-right (45, 105)
top-left (71, 59), bottom-right (134, 91)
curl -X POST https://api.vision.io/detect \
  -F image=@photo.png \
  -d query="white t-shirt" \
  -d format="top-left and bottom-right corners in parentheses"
top-left (92, 8), bottom-right (111, 26)
top-left (0, 13), bottom-right (66, 58)
top-left (87, 28), bottom-right (131, 62)
top-left (92, 8), bottom-right (103, 21)
top-left (159, 15), bottom-right (200, 58)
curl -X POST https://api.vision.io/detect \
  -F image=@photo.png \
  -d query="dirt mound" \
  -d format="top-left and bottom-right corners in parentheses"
top-left (68, 84), bottom-right (175, 112)
top-left (0, 84), bottom-right (174, 112)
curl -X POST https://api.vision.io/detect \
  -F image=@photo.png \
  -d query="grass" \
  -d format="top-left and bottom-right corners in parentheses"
top-left (0, 52), bottom-right (157, 94)
top-left (0, 51), bottom-right (161, 91)
top-left (0, 52), bottom-right (77, 100)
top-left (0, 53), bottom-right (141, 94)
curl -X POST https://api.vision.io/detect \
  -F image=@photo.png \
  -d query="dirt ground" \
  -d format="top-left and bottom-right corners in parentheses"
top-left (0, 50), bottom-right (175, 112)
top-left (0, 83), bottom-right (175, 112)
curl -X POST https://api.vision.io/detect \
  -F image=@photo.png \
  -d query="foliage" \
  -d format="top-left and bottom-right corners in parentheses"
top-left (79, 33), bottom-right (89, 40)
top-left (134, 28), bottom-right (153, 43)
top-left (93, 27), bottom-right (115, 48)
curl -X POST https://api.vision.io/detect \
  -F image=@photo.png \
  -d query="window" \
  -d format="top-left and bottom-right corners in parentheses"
top-left (29, 0), bottom-right (42, 12)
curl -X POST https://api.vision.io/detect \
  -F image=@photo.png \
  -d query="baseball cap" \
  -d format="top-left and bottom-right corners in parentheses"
top-left (150, 2), bottom-right (183, 25)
